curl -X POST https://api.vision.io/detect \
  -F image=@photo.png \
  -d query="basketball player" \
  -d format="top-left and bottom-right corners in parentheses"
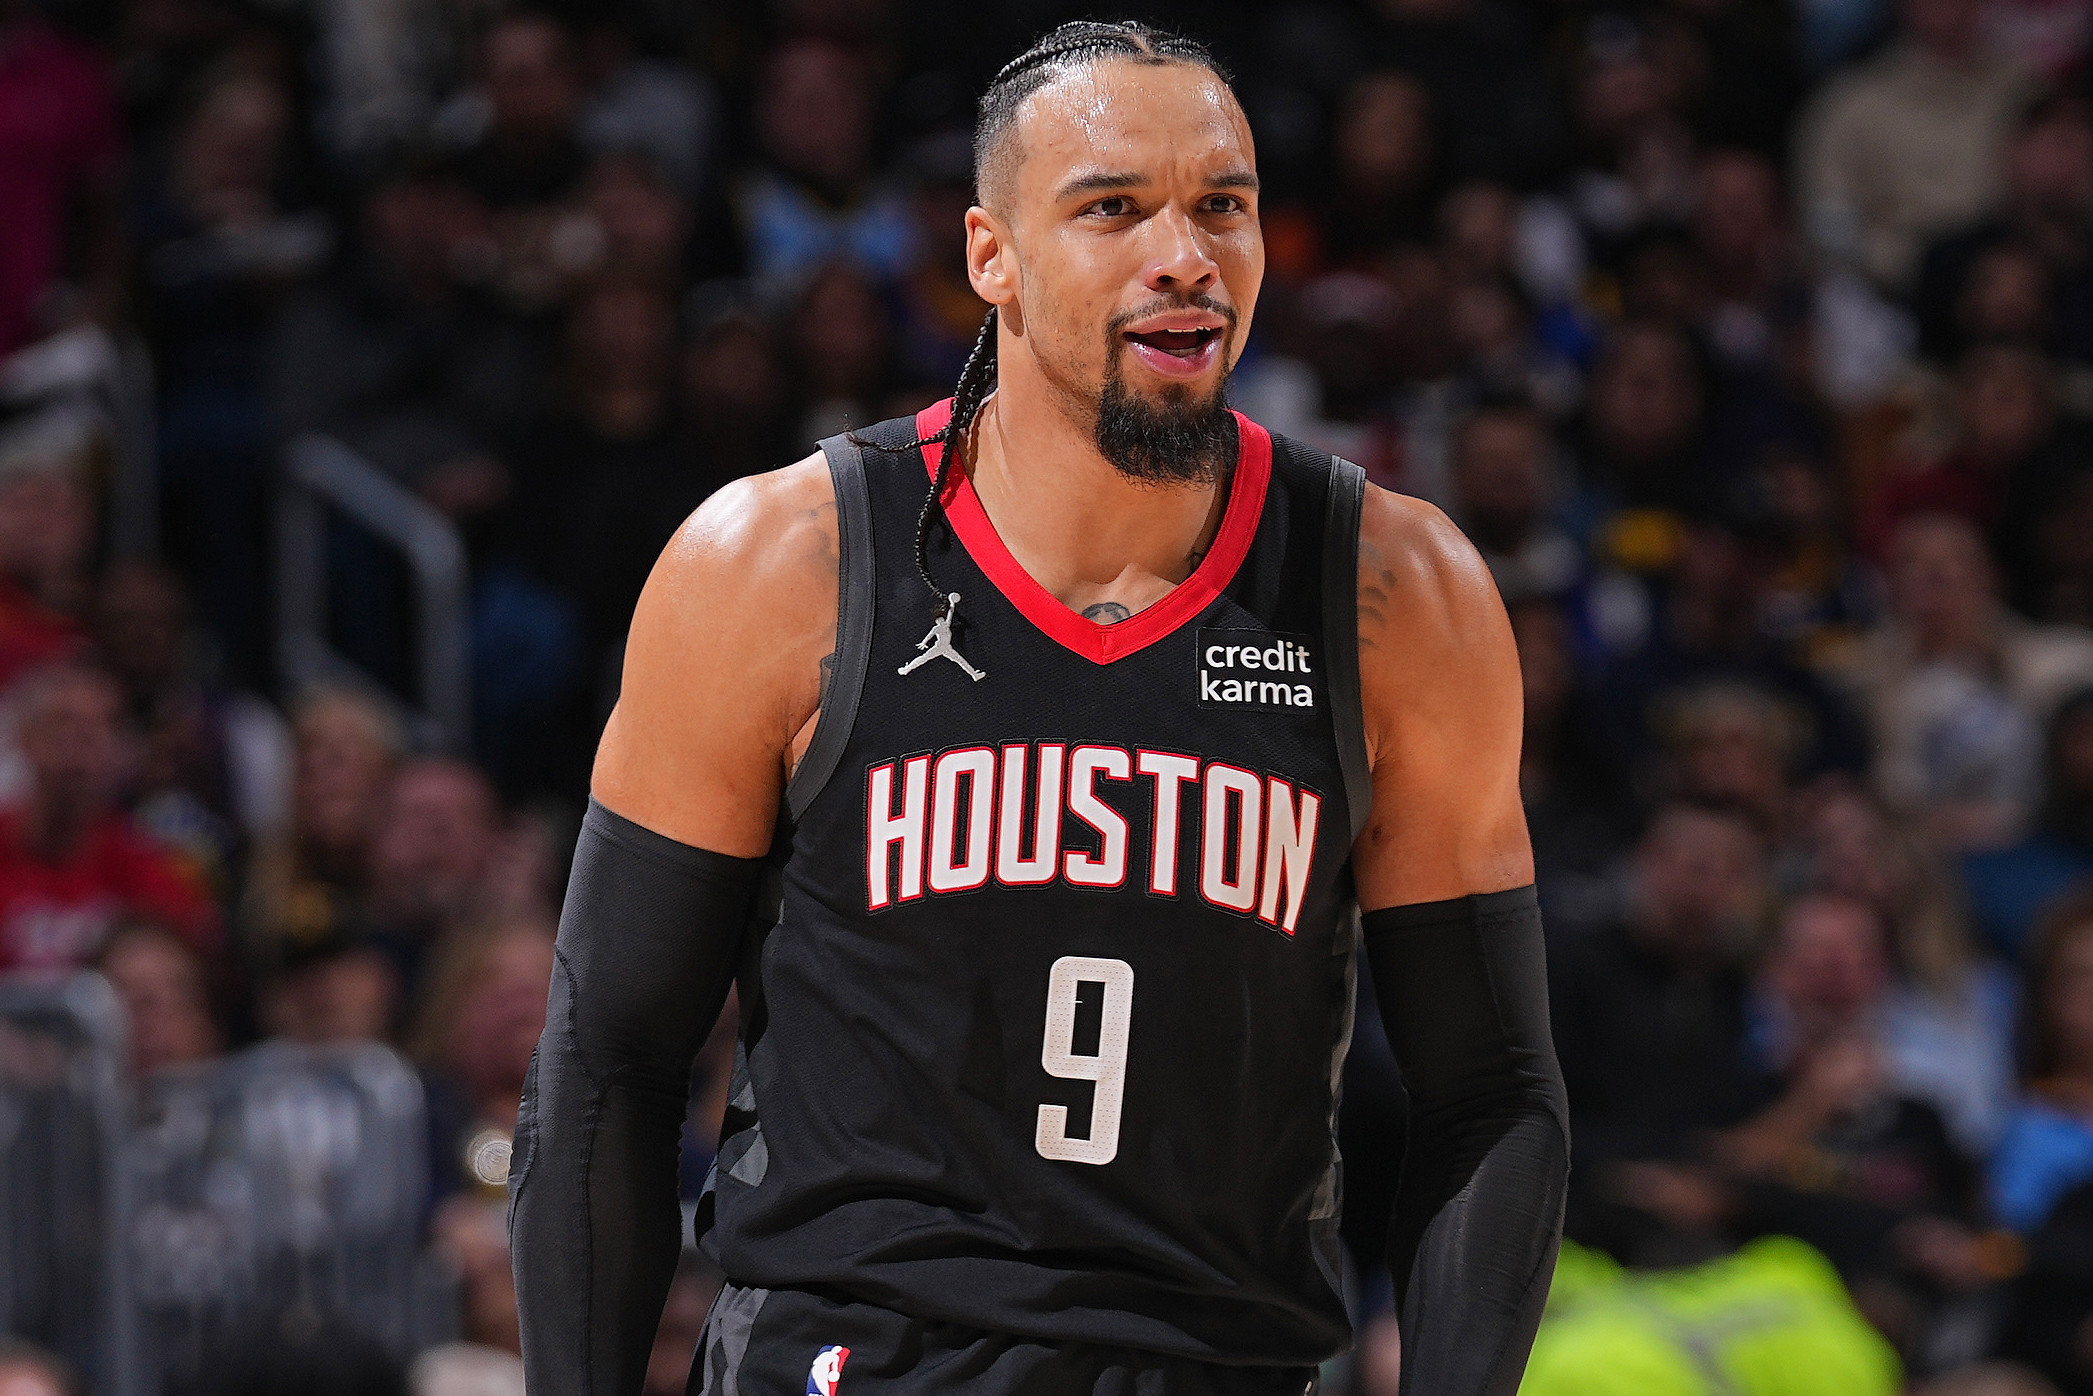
top-left (511, 21), bottom-right (1567, 1396)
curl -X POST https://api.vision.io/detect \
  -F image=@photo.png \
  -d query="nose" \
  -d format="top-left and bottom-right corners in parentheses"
top-left (1143, 205), bottom-right (1219, 296)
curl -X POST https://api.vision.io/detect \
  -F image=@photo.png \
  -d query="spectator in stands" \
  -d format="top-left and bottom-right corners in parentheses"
top-left (91, 561), bottom-right (291, 888)
top-left (574, 18), bottom-right (716, 199)
top-left (244, 687), bottom-right (399, 959)
top-left (1917, 95), bottom-right (2093, 369)
top-left (0, 1339), bottom-right (80, 1396)
top-left (1510, 596), bottom-right (1637, 937)
top-left (1826, 512), bottom-right (2093, 848)
top-left (99, 921), bottom-right (220, 1074)
top-left (791, 259), bottom-right (906, 442)
top-left (268, 158), bottom-right (539, 500)
top-left (1450, 400), bottom-right (1581, 603)
top-left (680, 296), bottom-right (792, 492)
top-left (578, 154), bottom-right (690, 296)
top-left (1657, 681), bottom-right (1805, 836)
top-left (1554, 13), bottom-right (1699, 271)
top-left (0, 411), bottom-right (92, 690)
top-left (1965, 690), bottom-right (2093, 958)
top-left (1315, 71), bottom-right (1439, 267)
top-left (528, 280), bottom-right (690, 652)
top-left (1552, 801), bottom-right (1770, 1262)
top-left (411, 918), bottom-right (553, 1200)
top-left (1596, 521), bottom-right (1870, 784)
top-left (1867, 345), bottom-right (2072, 550)
top-left (1571, 322), bottom-right (1715, 520)
top-left (1439, 181), bottom-right (1521, 287)
top-left (1796, 0), bottom-right (2033, 290)
top-left (1600, 894), bottom-right (1990, 1357)
top-left (255, 928), bottom-right (399, 1045)
top-left (732, 37), bottom-right (912, 292)
top-left (1720, 895), bottom-right (1976, 1241)
top-left (0, 662), bottom-right (215, 972)
top-left (1995, 450), bottom-right (2093, 627)
top-left (1358, 0), bottom-right (1561, 187)
top-left (0, 0), bottom-right (123, 362)
top-left (133, 65), bottom-right (326, 685)
top-left (894, 131), bottom-right (986, 389)
top-left (1694, 149), bottom-right (1810, 374)
top-left (452, 11), bottom-right (586, 212)
top-left (363, 756), bottom-right (501, 986)
top-left (1797, 782), bottom-right (2019, 1152)
top-left (1992, 895), bottom-right (2093, 1233)
top-left (1745, 445), bottom-right (1876, 649)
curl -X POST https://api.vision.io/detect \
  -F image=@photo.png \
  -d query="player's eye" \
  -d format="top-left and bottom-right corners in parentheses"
top-left (1084, 196), bottom-right (1137, 219)
top-left (1202, 194), bottom-right (1248, 215)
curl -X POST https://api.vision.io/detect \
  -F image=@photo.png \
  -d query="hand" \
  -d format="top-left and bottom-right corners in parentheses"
top-left (1894, 1216), bottom-right (2025, 1290)
top-left (1612, 1160), bottom-right (1733, 1234)
top-left (1796, 1034), bottom-right (1882, 1114)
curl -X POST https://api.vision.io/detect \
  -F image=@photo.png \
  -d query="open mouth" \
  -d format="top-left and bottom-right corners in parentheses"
top-left (1124, 326), bottom-right (1223, 357)
top-left (1121, 323), bottom-right (1226, 379)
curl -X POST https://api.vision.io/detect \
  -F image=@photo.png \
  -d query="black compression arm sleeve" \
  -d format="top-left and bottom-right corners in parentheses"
top-left (509, 799), bottom-right (761, 1396)
top-left (1362, 885), bottom-right (1570, 1396)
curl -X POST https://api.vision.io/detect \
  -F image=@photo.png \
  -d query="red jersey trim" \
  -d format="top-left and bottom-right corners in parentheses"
top-left (914, 398), bottom-right (1272, 666)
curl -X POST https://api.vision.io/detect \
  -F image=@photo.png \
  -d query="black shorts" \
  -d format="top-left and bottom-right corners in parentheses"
top-left (692, 1284), bottom-right (1322, 1396)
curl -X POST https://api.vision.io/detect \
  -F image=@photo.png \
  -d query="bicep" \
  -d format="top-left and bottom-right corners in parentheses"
top-left (1351, 492), bottom-right (1533, 910)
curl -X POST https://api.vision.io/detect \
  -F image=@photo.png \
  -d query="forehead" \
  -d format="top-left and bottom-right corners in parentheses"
top-left (1008, 59), bottom-right (1251, 201)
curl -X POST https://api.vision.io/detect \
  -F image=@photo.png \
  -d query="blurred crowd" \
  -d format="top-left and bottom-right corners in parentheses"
top-left (11, 0), bottom-right (2093, 1391)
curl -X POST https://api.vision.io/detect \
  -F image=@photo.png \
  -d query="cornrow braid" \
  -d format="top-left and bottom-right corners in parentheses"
top-left (861, 19), bottom-right (1232, 621)
top-left (913, 307), bottom-right (997, 616)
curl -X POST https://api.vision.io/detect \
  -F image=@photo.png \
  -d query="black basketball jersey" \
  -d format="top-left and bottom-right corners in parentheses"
top-left (698, 402), bottom-right (1372, 1368)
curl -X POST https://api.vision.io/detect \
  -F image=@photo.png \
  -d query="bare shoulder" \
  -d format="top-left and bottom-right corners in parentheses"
top-left (1350, 489), bottom-right (1532, 902)
top-left (1355, 484), bottom-right (1510, 674)
top-left (593, 452), bottom-right (838, 854)
top-left (646, 453), bottom-right (838, 619)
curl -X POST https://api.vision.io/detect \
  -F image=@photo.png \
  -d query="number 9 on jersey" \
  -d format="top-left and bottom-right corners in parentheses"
top-left (1035, 956), bottom-right (1135, 1165)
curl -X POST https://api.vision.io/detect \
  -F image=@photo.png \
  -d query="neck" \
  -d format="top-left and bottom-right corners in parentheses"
top-left (963, 353), bottom-right (1233, 618)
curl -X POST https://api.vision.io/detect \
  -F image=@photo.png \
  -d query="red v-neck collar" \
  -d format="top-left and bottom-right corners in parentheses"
top-left (915, 398), bottom-right (1272, 666)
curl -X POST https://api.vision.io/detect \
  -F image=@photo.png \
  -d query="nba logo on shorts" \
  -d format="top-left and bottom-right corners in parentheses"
top-left (807, 1344), bottom-right (850, 1395)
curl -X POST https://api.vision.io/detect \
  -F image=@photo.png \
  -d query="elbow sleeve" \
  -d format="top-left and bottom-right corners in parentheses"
top-left (510, 799), bottom-right (762, 1396)
top-left (1363, 884), bottom-right (1571, 1396)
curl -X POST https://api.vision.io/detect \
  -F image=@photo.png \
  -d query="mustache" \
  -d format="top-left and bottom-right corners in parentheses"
top-left (1105, 292), bottom-right (1239, 338)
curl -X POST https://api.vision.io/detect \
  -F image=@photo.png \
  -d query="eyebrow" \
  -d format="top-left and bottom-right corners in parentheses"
top-left (1053, 167), bottom-right (1262, 202)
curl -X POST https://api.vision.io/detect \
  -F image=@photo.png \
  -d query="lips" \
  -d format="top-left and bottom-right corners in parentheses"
top-left (1122, 322), bottom-right (1226, 379)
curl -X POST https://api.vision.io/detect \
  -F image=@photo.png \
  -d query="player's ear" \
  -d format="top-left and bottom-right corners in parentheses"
top-left (966, 206), bottom-right (1017, 309)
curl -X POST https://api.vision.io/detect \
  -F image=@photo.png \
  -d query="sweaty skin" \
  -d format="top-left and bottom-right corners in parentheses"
top-left (575, 52), bottom-right (1551, 1396)
top-left (594, 58), bottom-right (1531, 907)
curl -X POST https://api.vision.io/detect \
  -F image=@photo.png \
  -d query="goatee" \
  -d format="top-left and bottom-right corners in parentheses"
top-left (1093, 370), bottom-right (1236, 486)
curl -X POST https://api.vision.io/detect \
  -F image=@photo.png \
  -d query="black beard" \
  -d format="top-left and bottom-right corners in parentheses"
top-left (1093, 365), bottom-right (1236, 486)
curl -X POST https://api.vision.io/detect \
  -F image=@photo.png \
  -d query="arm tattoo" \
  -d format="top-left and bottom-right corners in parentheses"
top-left (818, 652), bottom-right (837, 705)
top-left (1081, 601), bottom-right (1133, 625)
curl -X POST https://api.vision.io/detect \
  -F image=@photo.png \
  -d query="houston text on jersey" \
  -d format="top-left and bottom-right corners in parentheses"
top-left (864, 742), bottom-right (1322, 934)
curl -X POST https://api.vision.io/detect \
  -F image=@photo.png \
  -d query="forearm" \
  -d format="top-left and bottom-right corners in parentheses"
top-left (510, 799), bottom-right (760, 1396)
top-left (1365, 886), bottom-right (1570, 1396)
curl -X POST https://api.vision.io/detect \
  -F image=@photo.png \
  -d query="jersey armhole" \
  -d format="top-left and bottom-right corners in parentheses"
top-left (785, 433), bottom-right (877, 822)
top-left (1322, 456), bottom-right (1373, 843)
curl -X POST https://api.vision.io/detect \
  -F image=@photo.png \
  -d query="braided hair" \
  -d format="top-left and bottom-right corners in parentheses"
top-left (876, 20), bottom-right (1233, 621)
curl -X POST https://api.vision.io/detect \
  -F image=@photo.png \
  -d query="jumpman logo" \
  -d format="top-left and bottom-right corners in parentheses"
top-left (899, 592), bottom-right (986, 682)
